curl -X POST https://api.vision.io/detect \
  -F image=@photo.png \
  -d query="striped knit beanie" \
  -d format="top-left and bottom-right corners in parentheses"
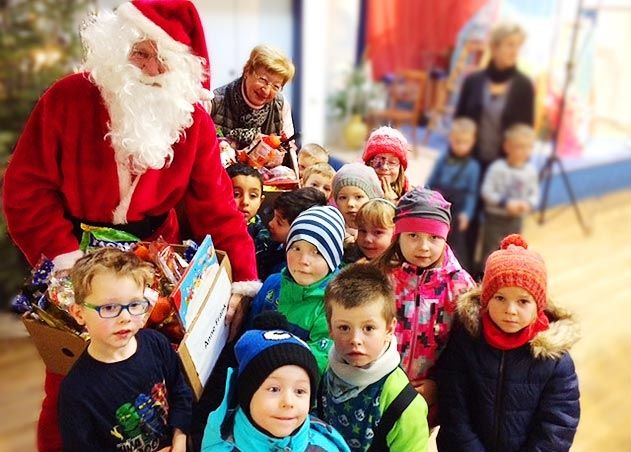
top-left (362, 126), bottom-right (409, 169)
top-left (332, 163), bottom-right (384, 200)
top-left (394, 186), bottom-right (452, 239)
top-left (481, 234), bottom-right (548, 311)
top-left (286, 205), bottom-right (345, 272)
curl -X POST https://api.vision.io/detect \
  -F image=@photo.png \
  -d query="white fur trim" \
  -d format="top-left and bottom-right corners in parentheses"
top-left (232, 281), bottom-right (263, 297)
top-left (116, 3), bottom-right (189, 53)
top-left (52, 250), bottom-right (84, 272)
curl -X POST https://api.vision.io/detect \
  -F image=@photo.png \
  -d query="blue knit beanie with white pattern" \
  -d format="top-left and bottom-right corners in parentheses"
top-left (286, 205), bottom-right (345, 272)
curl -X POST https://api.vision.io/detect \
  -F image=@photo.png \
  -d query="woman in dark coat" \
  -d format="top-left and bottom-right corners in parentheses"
top-left (435, 236), bottom-right (580, 452)
top-left (456, 23), bottom-right (535, 173)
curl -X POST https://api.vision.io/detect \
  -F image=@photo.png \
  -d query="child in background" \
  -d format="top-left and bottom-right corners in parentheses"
top-left (344, 198), bottom-right (396, 264)
top-left (59, 248), bottom-right (192, 452)
top-left (297, 143), bottom-right (329, 177)
top-left (226, 163), bottom-right (271, 278)
top-left (436, 234), bottom-right (580, 451)
top-left (320, 264), bottom-right (429, 451)
top-left (202, 321), bottom-right (349, 451)
top-left (332, 162), bottom-right (384, 244)
top-left (427, 118), bottom-right (480, 273)
top-left (302, 162), bottom-right (336, 200)
top-left (362, 126), bottom-right (411, 202)
top-left (261, 187), bottom-right (328, 279)
top-left (372, 187), bottom-right (475, 424)
top-left (249, 205), bottom-right (346, 374)
top-left (480, 123), bottom-right (539, 269)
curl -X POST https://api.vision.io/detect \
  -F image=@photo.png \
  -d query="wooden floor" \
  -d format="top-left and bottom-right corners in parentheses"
top-left (1, 189), bottom-right (630, 451)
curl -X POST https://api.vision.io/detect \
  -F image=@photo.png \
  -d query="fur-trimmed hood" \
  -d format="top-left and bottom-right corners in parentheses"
top-left (456, 287), bottom-right (580, 359)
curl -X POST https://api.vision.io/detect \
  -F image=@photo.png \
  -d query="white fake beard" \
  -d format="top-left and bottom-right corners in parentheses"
top-left (81, 10), bottom-right (207, 174)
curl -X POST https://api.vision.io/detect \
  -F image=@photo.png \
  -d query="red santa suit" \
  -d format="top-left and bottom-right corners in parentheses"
top-left (3, 72), bottom-right (257, 282)
top-left (2, 2), bottom-right (260, 451)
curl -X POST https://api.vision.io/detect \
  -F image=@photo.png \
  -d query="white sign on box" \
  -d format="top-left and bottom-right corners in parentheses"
top-left (182, 268), bottom-right (231, 386)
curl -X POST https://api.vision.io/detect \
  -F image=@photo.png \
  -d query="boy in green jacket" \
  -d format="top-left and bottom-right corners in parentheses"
top-left (248, 205), bottom-right (346, 374)
top-left (319, 263), bottom-right (429, 451)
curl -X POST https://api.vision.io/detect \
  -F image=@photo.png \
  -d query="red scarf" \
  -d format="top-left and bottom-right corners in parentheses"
top-left (482, 311), bottom-right (550, 351)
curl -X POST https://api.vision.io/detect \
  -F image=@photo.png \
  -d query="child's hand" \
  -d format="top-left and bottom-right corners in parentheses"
top-left (506, 200), bottom-right (522, 216)
top-left (458, 213), bottom-right (469, 231)
top-left (413, 379), bottom-right (438, 406)
top-left (380, 177), bottom-right (398, 202)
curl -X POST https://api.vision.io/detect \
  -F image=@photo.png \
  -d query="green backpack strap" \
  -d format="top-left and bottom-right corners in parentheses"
top-left (368, 383), bottom-right (418, 452)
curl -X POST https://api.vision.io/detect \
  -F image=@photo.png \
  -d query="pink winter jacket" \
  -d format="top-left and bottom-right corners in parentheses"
top-left (391, 245), bottom-right (475, 382)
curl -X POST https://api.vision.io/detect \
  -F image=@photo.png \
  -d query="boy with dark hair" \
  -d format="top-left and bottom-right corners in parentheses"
top-left (320, 263), bottom-right (429, 451)
top-left (261, 187), bottom-right (328, 279)
top-left (59, 248), bottom-right (192, 452)
top-left (226, 163), bottom-right (271, 278)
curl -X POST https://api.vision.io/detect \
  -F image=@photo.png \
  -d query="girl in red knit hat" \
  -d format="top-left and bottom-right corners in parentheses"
top-left (436, 234), bottom-right (580, 451)
top-left (362, 126), bottom-right (411, 201)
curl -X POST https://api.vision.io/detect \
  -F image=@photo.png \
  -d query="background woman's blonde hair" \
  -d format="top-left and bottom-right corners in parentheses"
top-left (489, 22), bottom-right (526, 47)
top-left (243, 44), bottom-right (295, 85)
top-left (356, 198), bottom-right (396, 230)
top-left (70, 248), bottom-right (154, 305)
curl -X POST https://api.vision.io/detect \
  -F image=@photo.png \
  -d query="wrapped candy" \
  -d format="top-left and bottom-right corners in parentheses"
top-left (79, 224), bottom-right (140, 252)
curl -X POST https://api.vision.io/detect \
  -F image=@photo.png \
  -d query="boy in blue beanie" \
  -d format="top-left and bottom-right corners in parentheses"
top-left (201, 324), bottom-right (349, 451)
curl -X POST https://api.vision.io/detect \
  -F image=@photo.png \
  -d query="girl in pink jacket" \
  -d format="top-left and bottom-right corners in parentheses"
top-left (373, 187), bottom-right (475, 423)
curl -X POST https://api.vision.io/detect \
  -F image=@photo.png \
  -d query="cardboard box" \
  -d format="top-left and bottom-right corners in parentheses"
top-left (22, 236), bottom-right (232, 400)
top-left (22, 315), bottom-right (88, 375)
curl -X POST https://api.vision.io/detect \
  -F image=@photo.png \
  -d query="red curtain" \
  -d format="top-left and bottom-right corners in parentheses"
top-left (366, 0), bottom-right (486, 80)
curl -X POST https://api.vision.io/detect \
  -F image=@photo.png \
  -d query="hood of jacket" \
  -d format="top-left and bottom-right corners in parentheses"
top-left (456, 287), bottom-right (581, 359)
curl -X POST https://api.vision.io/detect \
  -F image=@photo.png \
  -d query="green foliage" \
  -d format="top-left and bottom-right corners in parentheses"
top-left (0, 0), bottom-right (93, 308)
top-left (328, 62), bottom-right (383, 120)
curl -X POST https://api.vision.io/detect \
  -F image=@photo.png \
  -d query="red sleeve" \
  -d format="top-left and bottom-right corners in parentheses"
top-left (184, 112), bottom-right (258, 282)
top-left (3, 81), bottom-right (79, 266)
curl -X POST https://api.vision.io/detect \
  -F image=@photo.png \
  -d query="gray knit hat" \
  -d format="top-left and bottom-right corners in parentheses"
top-left (286, 205), bottom-right (346, 271)
top-left (394, 187), bottom-right (452, 239)
top-left (332, 163), bottom-right (384, 200)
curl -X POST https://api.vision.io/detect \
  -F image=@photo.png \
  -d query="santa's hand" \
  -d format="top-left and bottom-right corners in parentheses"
top-left (226, 280), bottom-right (262, 341)
top-left (52, 249), bottom-right (84, 277)
top-left (226, 294), bottom-right (245, 341)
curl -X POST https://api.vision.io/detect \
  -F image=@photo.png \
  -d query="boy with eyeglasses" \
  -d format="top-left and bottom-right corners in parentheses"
top-left (59, 248), bottom-right (192, 452)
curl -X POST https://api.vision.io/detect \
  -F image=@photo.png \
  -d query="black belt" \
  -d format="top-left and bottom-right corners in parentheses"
top-left (69, 212), bottom-right (168, 241)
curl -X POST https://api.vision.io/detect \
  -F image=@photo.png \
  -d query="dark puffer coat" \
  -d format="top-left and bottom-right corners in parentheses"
top-left (436, 288), bottom-right (580, 452)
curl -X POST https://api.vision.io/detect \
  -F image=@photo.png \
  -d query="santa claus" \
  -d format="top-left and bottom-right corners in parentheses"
top-left (2, 1), bottom-right (260, 450)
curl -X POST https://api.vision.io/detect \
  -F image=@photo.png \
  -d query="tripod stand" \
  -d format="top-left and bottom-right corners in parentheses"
top-left (538, 0), bottom-right (590, 234)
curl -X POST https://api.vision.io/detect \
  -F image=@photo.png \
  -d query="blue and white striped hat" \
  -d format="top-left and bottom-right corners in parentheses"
top-left (286, 205), bottom-right (345, 272)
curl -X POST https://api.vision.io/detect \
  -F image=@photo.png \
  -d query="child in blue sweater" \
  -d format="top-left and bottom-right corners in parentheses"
top-left (427, 117), bottom-right (480, 272)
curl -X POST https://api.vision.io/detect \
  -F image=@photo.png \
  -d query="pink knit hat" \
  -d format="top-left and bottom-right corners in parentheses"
top-left (362, 126), bottom-right (409, 170)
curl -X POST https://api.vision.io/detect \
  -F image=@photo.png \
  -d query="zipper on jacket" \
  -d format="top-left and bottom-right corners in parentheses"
top-left (407, 268), bottom-right (427, 375)
top-left (492, 351), bottom-right (506, 452)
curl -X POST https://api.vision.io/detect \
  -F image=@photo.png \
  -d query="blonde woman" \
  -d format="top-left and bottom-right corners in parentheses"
top-left (211, 44), bottom-right (295, 149)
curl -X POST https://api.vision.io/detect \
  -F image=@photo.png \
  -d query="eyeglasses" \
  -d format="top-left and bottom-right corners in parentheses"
top-left (83, 299), bottom-right (151, 319)
top-left (253, 71), bottom-right (283, 93)
top-left (369, 156), bottom-right (401, 168)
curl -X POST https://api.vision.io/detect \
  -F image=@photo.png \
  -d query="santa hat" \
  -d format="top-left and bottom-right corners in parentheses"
top-left (116, 0), bottom-right (210, 89)
top-left (362, 126), bottom-right (409, 170)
